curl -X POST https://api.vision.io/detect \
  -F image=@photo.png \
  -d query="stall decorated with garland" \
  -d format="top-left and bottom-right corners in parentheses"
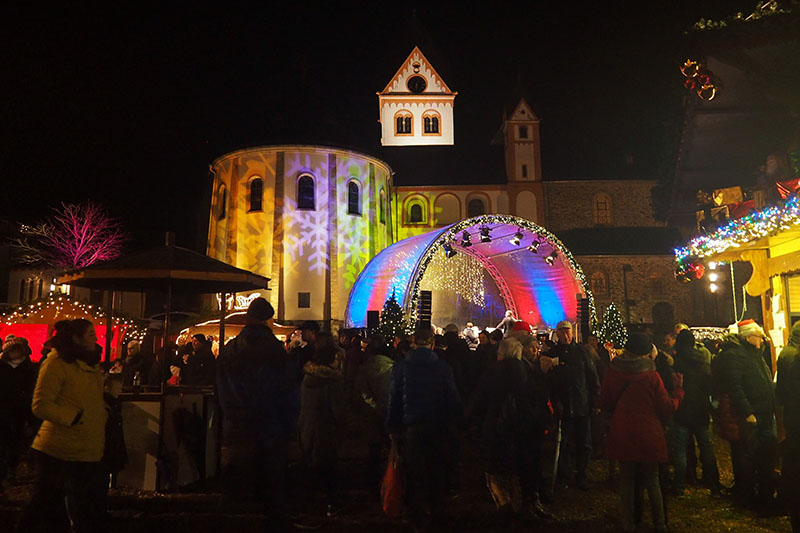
top-left (0, 294), bottom-right (146, 362)
top-left (345, 214), bottom-right (594, 331)
top-left (675, 195), bottom-right (800, 359)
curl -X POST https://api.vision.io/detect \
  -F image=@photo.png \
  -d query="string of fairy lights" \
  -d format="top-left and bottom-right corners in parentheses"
top-left (419, 251), bottom-right (486, 308)
top-left (0, 294), bottom-right (147, 343)
top-left (675, 195), bottom-right (799, 268)
top-left (406, 214), bottom-right (597, 327)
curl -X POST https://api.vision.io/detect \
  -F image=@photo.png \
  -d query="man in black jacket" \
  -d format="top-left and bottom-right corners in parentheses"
top-left (216, 298), bottom-right (298, 528)
top-left (716, 319), bottom-right (777, 510)
top-left (549, 320), bottom-right (600, 490)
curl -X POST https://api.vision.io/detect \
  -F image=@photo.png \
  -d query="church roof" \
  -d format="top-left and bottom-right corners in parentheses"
top-left (379, 46), bottom-right (456, 95)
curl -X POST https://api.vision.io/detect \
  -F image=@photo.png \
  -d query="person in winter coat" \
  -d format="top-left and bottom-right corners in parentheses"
top-left (387, 328), bottom-right (461, 531)
top-left (518, 335), bottom-right (555, 518)
top-left (671, 329), bottom-right (721, 495)
top-left (0, 336), bottom-right (38, 489)
top-left (468, 338), bottom-right (531, 519)
top-left (215, 298), bottom-right (298, 528)
top-left (181, 334), bottom-right (216, 386)
top-left (298, 331), bottom-right (347, 516)
top-left (120, 340), bottom-right (146, 388)
top-left (354, 334), bottom-right (394, 497)
top-left (17, 319), bottom-right (108, 533)
top-left (777, 320), bottom-right (800, 531)
top-left (714, 319), bottom-right (777, 508)
top-left (600, 333), bottom-right (683, 533)
top-left (549, 320), bottom-right (600, 490)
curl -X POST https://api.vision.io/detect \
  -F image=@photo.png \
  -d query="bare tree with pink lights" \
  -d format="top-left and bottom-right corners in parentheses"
top-left (14, 202), bottom-right (129, 269)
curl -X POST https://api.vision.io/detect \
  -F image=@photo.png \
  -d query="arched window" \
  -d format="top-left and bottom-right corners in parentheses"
top-left (593, 193), bottom-right (612, 225)
top-left (410, 204), bottom-right (423, 223)
top-left (467, 198), bottom-right (486, 218)
top-left (423, 111), bottom-right (440, 135)
top-left (591, 271), bottom-right (608, 297)
top-left (347, 181), bottom-right (361, 215)
top-left (248, 177), bottom-right (263, 212)
top-left (379, 188), bottom-right (386, 224)
top-left (404, 198), bottom-right (427, 225)
top-left (297, 174), bottom-right (315, 210)
top-left (217, 185), bottom-right (227, 221)
top-left (395, 111), bottom-right (412, 135)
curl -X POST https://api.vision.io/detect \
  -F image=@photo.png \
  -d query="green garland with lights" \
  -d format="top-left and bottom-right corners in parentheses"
top-left (674, 195), bottom-right (799, 271)
top-left (404, 214), bottom-right (596, 329)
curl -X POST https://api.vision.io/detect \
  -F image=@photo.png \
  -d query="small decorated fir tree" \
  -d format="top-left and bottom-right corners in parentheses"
top-left (376, 288), bottom-right (410, 340)
top-left (599, 302), bottom-right (628, 348)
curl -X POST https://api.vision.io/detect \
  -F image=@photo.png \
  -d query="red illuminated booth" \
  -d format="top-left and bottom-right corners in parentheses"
top-left (0, 294), bottom-right (141, 362)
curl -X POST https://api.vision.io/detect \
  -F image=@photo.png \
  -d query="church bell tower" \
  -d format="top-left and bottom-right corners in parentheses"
top-left (378, 47), bottom-right (457, 146)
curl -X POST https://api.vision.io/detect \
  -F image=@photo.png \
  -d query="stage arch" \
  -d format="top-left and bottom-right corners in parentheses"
top-left (345, 214), bottom-right (594, 329)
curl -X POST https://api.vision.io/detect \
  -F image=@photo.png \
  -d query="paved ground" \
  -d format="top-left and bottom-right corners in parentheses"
top-left (0, 430), bottom-right (792, 532)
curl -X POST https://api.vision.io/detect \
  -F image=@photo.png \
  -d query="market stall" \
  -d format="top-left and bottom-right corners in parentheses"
top-left (675, 195), bottom-right (800, 364)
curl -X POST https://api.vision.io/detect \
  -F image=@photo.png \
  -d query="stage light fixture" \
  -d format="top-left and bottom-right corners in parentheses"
top-left (461, 231), bottom-right (472, 247)
top-left (527, 241), bottom-right (540, 254)
top-left (509, 228), bottom-right (523, 246)
top-left (544, 250), bottom-right (558, 266)
top-left (443, 243), bottom-right (457, 259)
top-left (480, 226), bottom-right (491, 243)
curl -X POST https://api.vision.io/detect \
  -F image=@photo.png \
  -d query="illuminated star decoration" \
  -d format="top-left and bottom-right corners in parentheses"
top-left (674, 195), bottom-right (800, 268)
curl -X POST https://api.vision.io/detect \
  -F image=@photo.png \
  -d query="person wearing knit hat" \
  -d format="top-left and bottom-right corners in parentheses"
top-left (216, 295), bottom-right (297, 527)
top-left (600, 331), bottom-right (683, 531)
top-left (246, 297), bottom-right (274, 322)
top-left (715, 317), bottom-right (777, 510)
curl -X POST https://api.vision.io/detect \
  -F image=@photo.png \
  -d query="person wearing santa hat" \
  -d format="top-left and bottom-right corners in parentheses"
top-left (714, 319), bottom-right (777, 512)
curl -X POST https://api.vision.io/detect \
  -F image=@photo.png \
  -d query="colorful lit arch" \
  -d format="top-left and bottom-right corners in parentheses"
top-left (345, 214), bottom-right (594, 329)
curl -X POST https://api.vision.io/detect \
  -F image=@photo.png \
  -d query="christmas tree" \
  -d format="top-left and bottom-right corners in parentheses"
top-left (376, 288), bottom-right (410, 339)
top-left (599, 302), bottom-right (628, 348)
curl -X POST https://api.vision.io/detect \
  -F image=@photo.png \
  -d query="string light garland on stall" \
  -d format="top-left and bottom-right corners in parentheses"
top-left (0, 293), bottom-right (147, 342)
top-left (675, 195), bottom-right (800, 268)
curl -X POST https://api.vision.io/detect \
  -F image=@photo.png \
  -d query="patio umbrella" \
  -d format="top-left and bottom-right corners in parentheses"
top-left (56, 233), bottom-right (269, 373)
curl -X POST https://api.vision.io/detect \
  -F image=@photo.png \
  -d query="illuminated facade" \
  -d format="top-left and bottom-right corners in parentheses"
top-left (207, 146), bottom-right (393, 326)
top-left (379, 47), bottom-right (457, 146)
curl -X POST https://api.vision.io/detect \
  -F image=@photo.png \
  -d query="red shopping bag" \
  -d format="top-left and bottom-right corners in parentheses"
top-left (381, 442), bottom-right (404, 518)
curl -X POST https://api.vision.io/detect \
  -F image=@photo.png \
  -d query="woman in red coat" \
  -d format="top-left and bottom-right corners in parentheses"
top-left (600, 333), bottom-right (683, 532)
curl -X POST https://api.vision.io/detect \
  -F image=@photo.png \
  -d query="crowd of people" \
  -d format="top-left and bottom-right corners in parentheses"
top-left (0, 302), bottom-right (799, 532)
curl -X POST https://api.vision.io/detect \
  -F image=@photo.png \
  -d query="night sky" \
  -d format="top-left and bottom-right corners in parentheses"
top-left (3, 1), bottom-right (755, 251)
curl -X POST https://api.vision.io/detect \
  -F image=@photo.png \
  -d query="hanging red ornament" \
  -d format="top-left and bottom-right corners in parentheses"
top-left (684, 78), bottom-right (698, 90)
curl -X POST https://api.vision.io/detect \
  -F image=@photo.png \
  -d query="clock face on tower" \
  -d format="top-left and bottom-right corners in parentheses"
top-left (406, 75), bottom-right (427, 94)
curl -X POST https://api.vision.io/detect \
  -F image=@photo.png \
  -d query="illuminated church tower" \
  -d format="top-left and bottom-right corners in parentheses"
top-left (502, 98), bottom-right (545, 225)
top-left (378, 47), bottom-right (457, 146)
